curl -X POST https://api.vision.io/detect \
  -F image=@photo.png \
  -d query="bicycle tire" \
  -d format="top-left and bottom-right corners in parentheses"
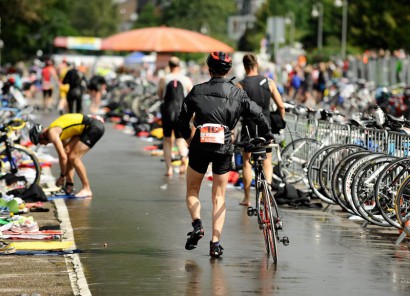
top-left (331, 151), bottom-right (371, 214)
top-left (307, 144), bottom-right (341, 204)
top-left (263, 181), bottom-right (278, 264)
top-left (0, 144), bottom-right (41, 188)
top-left (318, 144), bottom-right (366, 203)
top-left (256, 179), bottom-right (271, 257)
top-left (394, 175), bottom-right (410, 237)
top-left (342, 152), bottom-right (383, 216)
top-left (351, 155), bottom-right (397, 227)
top-left (281, 138), bottom-right (322, 184)
top-left (374, 158), bottom-right (410, 229)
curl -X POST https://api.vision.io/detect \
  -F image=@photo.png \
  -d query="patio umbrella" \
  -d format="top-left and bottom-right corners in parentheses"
top-left (101, 26), bottom-right (234, 53)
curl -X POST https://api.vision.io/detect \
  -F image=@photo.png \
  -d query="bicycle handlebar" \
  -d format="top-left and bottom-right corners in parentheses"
top-left (0, 118), bottom-right (26, 133)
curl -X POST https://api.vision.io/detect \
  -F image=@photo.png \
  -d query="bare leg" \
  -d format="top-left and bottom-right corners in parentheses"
top-left (176, 138), bottom-right (188, 174)
top-left (43, 92), bottom-right (51, 110)
top-left (211, 172), bottom-right (229, 243)
top-left (263, 152), bottom-right (273, 185)
top-left (66, 138), bottom-right (92, 197)
top-left (240, 152), bottom-right (252, 206)
top-left (94, 91), bottom-right (102, 113)
top-left (58, 97), bottom-right (67, 114)
top-left (186, 166), bottom-right (204, 221)
top-left (89, 90), bottom-right (100, 114)
top-left (163, 136), bottom-right (174, 176)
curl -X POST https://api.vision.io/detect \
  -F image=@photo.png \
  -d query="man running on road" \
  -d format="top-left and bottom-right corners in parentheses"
top-left (178, 51), bottom-right (274, 258)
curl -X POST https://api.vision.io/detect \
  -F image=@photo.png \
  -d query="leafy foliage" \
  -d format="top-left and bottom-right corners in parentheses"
top-left (0, 0), bottom-right (119, 63)
top-left (0, 0), bottom-right (409, 64)
top-left (133, 2), bottom-right (162, 29)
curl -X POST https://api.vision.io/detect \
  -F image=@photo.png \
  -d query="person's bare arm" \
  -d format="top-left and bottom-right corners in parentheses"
top-left (157, 78), bottom-right (165, 98)
top-left (185, 77), bottom-right (193, 93)
top-left (268, 78), bottom-right (285, 119)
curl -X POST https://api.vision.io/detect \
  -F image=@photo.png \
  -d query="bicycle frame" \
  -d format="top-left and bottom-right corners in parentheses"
top-left (243, 141), bottom-right (289, 265)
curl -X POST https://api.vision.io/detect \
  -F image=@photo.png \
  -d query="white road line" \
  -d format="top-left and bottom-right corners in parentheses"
top-left (54, 199), bottom-right (91, 296)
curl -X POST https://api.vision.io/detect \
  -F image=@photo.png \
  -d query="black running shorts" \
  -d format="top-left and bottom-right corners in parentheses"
top-left (188, 148), bottom-right (232, 175)
top-left (162, 120), bottom-right (183, 138)
top-left (80, 118), bottom-right (105, 148)
top-left (42, 89), bottom-right (52, 98)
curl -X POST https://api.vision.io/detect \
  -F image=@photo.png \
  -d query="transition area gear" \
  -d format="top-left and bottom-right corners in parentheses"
top-left (29, 124), bottom-right (43, 145)
top-left (206, 51), bottom-right (232, 74)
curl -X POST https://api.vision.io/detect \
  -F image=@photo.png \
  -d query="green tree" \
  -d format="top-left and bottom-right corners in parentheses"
top-left (0, 0), bottom-right (72, 62)
top-left (133, 2), bottom-right (162, 29)
top-left (161, 0), bottom-right (236, 43)
top-left (349, 1), bottom-right (410, 51)
top-left (0, 0), bottom-right (119, 64)
top-left (69, 0), bottom-right (119, 37)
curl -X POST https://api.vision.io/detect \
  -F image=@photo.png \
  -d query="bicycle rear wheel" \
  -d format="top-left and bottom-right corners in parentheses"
top-left (281, 138), bottom-right (321, 184)
top-left (374, 158), bottom-right (410, 229)
top-left (307, 144), bottom-right (340, 204)
top-left (351, 155), bottom-right (397, 227)
top-left (261, 181), bottom-right (278, 264)
top-left (394, 175), bottom-right (410, 237)
top-left (0, 144), bottom-right (41, 188)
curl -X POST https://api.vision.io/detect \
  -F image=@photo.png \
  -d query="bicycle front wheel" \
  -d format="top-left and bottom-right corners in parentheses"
top-left (0, 144), bottom-right (41, 188)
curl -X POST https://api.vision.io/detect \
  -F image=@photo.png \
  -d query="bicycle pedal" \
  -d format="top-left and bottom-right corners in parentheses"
top-left (275, 219), bottom-right (283, 230)
top-left (280, 236), bottom-right (290, 246)
top-left (247, 207), bottom-right (258, 217)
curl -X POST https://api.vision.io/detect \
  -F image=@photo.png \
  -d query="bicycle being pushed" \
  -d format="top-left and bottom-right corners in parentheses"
top-left (236, 136), bottom-right (289, 264)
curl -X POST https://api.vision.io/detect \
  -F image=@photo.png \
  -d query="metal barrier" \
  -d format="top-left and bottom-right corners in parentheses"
top-left (349, 126), bottom-right (389, 153)
top-left (294, 117), bottom-right (317, 138)
top-left (387, 131), bottom-right (410, 157)
top-left (316, 120), bottom-right (351, 145)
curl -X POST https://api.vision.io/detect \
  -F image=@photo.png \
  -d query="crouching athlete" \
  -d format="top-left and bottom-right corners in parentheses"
top-left (29, 113), bottom-right (105, 198)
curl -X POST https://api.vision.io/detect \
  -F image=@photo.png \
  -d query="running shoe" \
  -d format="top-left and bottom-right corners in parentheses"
top-left (0, 240), bottom-right (16, 254)
top-left (185, 223), bottom-right (204, 250)
top-left (10, 217), bottom-right (39, 233)
top-left (209, 241), bottom-right (224, 258)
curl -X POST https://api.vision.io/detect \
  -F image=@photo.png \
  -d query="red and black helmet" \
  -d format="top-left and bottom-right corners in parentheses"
top-left (206, 51), bottom-right (232, 75)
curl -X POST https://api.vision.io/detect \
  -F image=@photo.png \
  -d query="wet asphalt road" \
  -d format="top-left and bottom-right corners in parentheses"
top-left (62, 121), bottom-right (410, 296)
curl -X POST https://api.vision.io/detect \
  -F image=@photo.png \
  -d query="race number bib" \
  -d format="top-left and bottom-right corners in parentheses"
top-left (200, 124), bottom-right (225, 144)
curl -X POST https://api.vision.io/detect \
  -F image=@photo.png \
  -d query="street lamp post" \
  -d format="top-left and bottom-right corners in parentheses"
top-left (311, 2), bottom-right (323, 50)
top-left (335, 0), bottom-right (348, 59)
top-left (285, 12), bottom-right (295, 47)
top-left (0, 17), bottom-right (2, 73)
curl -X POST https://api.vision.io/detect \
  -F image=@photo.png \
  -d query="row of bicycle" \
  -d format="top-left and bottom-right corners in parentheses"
top-left (0, 106), bottom-right (43, 195)
top-left (278, 105), bottom-right (410, 242)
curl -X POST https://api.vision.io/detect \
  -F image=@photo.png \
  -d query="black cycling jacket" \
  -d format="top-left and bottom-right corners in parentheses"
top-left (178, 77), bottom-right (272, 154)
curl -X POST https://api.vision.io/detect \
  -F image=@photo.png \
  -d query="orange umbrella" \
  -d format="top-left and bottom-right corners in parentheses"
top-left (102, 26), bottom-right (234, 53)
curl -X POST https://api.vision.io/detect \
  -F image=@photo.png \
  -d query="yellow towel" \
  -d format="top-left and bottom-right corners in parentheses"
top-left (12, 241), bottom-right (74, 250)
